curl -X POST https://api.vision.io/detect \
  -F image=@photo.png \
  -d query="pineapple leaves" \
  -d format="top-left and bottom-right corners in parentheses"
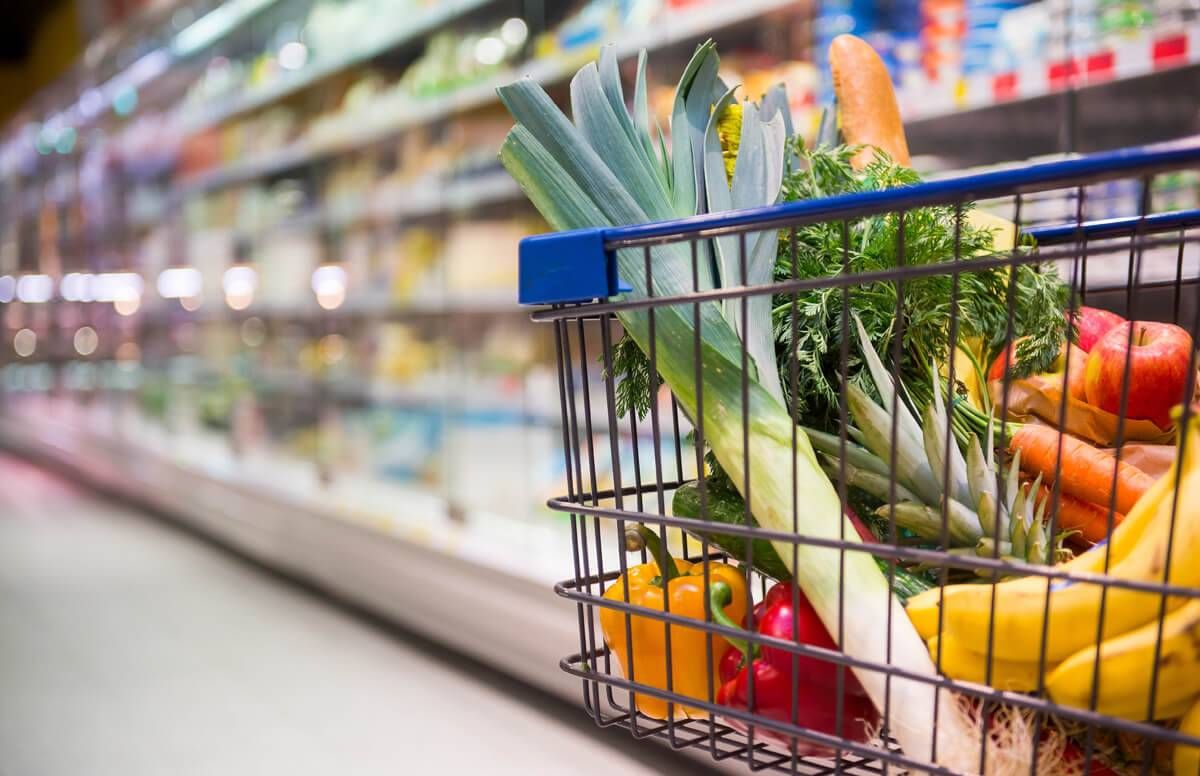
top-left (837, 320), bottom-right (1076, 567)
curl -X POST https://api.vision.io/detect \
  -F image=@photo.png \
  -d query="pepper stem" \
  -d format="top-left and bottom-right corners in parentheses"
top-left (710, 580), bottom-right (755, 661)
top-left (636, 524), bottom-right (679, 585)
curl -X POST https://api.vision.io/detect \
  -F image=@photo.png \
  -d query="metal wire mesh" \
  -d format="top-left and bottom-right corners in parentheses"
top-left (529, 145), bottom-right (1200, 774)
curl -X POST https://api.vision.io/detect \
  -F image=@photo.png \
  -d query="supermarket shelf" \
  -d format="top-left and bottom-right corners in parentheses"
top-left (340, 379), bottom-right (569, 429)
top-left (905, 27), bottom-right (1200, 164)
top-left (179, 144), bottom-right (312, 194)
top-left (8, 400), bottom-right (572, 582)
top-left (176, 0), bottom-right (499, 135)
top-left (137, 290), bottom-right (521, 323)
top-left (244, 367), bottom-right (587, 430)
top-left (257, 207), bottom-right (326, 233)
top-left (359, 168), bottom-right (522, 225)
top-left (5, 363), bottom-right (626, 437)
top-left (903, 26), bottom-right (1200, 123)
top-left (175, 0), bottom-right (801, 196)
top-left (0, 1), bottom-right (282, 176)
top-left (339, 289), bottom-right (519, 316)
top-left (259, 169), bottom-right (523, 233)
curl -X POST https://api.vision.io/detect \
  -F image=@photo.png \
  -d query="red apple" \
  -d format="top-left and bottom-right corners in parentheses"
top-left (1070, 306), bottom-right (1125, 353)
top-left (987, 342), bottom-right (1018, 383)
top-left (1084, 321), bottom-right (1195, 428)
top-left (988, 338), bottom-right (1073, 384)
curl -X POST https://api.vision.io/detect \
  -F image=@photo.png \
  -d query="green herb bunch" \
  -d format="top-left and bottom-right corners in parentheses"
top-left (773, 142), bottom-right (1068, 430)
top-left (606, 142), bottom-right (1069, 435)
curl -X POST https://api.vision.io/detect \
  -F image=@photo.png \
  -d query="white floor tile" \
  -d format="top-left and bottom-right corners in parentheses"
top-left (0, 454), bottom-right (703, 776)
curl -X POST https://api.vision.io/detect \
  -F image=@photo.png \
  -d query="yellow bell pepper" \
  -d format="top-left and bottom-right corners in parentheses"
top-left (599, 528), bottom-right (749, 720)
top-left (715, 103), bottom-right (743, 186)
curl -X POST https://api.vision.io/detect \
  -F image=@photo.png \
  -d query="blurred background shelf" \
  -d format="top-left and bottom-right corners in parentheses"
top-left (175, 0), bottom-right (803, 196)
top-left (254, 169), bottom-right (523, 234)
top-left (906, 26), bottom-right (1200, 164)
top-left (175, 0), bottom-right (502, 134)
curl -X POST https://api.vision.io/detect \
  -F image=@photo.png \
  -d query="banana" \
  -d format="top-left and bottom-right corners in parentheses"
top-left (907, 587), bottom-right (942, 641)
top-left (1177, 696), bottom-right (1200, 775)
top-left (905, 462), bottom-right (1178, 645)
top-left (1095, 692), bottom-right (1196, 723)
top-left (966, 210), bottom-right (1017, 252)
top-left (941, 418), bottom-right (1200, 663)
top-left (1047, 598), bottom-right (1200, 721)
top-left (928, 634), bottom-right (1056, 692)
top-left (945, 473), bottom-right (1192, 662)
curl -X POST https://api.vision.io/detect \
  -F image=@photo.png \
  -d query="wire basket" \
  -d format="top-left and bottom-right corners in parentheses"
top-left (520, 140), bottom-right (1200, 774)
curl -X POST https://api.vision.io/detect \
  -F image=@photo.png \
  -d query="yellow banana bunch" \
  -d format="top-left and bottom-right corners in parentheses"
top-left (924, 421), bottom-right (1197, 663)
top-left (1177, 697), bottom-right (1200, 774)
top-left (906, 587), bottom-right (943, 641)
top-left (905, 463), bottom-right (1176, 643)
top-left (1046, 599), bottom-right (1200, 720)
top-left (907, 415), bottom-right (1200, 724)
top-left (927, 634), bottom-right (1057, 691)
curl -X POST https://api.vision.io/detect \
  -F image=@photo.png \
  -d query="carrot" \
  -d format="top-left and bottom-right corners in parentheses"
top-left (1035, 483), bottom-right (1123, 544)
top-left (1009, 424), bottom-right (1154, 515)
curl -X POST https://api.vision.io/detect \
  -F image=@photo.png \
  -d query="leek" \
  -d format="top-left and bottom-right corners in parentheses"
top-left (499, 43), bottom-right (966, 767)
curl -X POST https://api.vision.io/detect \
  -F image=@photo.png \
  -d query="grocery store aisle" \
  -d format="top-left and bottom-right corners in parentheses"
top-left (0, 454), bottom-right (704, 776)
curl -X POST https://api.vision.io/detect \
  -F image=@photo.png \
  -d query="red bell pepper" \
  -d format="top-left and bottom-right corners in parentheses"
top-left (711, 508), bottom-right (881, 753)
top-left (1053, 737), bottom-right (1122, 774)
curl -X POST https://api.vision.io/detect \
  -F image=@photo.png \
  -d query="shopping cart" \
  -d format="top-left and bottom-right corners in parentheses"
top-left (519, 139), bottom-right (1200, 774)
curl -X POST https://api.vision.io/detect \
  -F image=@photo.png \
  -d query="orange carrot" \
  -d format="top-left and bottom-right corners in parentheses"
top-left (1035, 483), bottom-right (1123, 544)
top-left (1009, 424), bottom-right (1153, 515)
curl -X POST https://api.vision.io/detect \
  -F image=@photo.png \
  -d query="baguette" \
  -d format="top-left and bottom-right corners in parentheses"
top-left (829, 37), bottom-right (1024, 249)
top-left (829, 34), bottom-right (911, 170)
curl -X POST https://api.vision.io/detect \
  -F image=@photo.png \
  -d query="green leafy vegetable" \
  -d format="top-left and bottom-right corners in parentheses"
top-left (610, 142), bottom-right (1069, 438)
top-left (604, 334), bottom-right (654, 420)
top-left (499, 42), bottom-right (982, 765)
top-left (774, 143), bottom-right (1069, 431)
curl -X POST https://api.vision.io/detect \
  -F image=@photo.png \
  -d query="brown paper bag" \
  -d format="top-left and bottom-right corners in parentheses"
top-left (1117, 443), bottom-right (1176, 479)
top-left (988, 375), bottom-right (1176, 447)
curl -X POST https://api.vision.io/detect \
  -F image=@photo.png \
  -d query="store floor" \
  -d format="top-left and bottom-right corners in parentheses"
top-left (0, 453), bottom-right (714, 776)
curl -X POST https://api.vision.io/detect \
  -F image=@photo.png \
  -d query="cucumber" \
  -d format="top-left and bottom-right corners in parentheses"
top-left (671, 480), bottom-right (933, 603)
top-left (886, 561), bottom-right (934, 603)
top-left (671, 481), bottom-right (793, 582)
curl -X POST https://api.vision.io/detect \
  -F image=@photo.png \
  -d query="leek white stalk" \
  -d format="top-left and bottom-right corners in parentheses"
top-left (498, 43), bottom-right (969, 768)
